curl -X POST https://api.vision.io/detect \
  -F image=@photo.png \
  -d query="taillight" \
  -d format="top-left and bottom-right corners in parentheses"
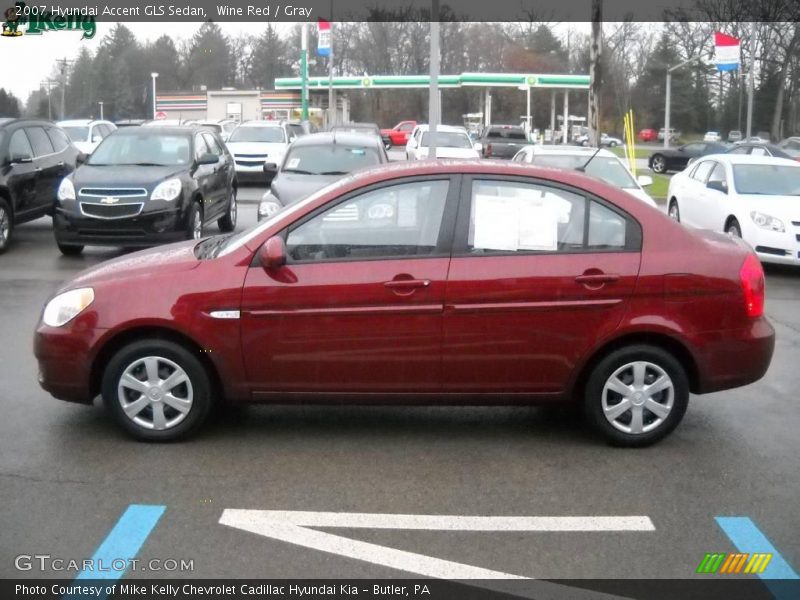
top-left (739, 254), bottom-right (765, 318)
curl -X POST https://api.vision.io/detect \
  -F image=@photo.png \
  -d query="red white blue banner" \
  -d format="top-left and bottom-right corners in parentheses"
top-left (714, 32), bottom-right (740, 72)
top-left (317, 19), bottom-right (331, 57)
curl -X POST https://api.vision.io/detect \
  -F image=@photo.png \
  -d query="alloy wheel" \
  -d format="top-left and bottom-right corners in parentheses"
top-left (117, 356), bottom-right (194, 431)
top-left (193, 210), bottom-right (203, 239)
top-left (651, 157), bottom-right (666, 173)
top-left (229, 191), bottom-right (238, 228)
top-left (601, 361), bottom-right (674, 435)
top-left (0, 206), bottom-right (8, 248)
top-left (668, 202), bottom-right (680, 222)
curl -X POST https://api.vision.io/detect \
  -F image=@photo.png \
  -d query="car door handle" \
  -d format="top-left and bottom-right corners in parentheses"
top-left (57, 161), bottom-right (64, 166)
top-left (35, 167), bottom-right (42, 172)
top-left (575, 273), bottom-right (620, 285)
top-left (384, 279), bottom-right (431, 290)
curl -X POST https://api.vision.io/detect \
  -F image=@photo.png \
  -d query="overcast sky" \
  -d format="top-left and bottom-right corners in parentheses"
top-left (6, 21), bottom-right (293, 103)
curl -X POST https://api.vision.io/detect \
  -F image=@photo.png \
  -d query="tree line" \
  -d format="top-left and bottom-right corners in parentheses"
top-left (2, 15), bottom-right (799, 138)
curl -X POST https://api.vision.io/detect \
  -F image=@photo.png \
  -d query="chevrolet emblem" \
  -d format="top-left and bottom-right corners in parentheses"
top-left (100, 197), bottom-right (119, 204)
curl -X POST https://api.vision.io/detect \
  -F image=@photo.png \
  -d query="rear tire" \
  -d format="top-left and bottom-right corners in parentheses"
top-left (0, 198), bottom-right (12, 254)
top-left (651, 155), bottom-right (667, 174)
top-left (57, 242), bottom-right (84, 256)
top-left (102, 339), bottom-right (213, 442)
top-left (584, 345), bottom-right (689, 447)
top-left (218, 187), bottom-right (237, 232)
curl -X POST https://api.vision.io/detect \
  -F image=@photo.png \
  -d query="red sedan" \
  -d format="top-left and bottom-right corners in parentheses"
top-left (34, 161), bottom-right (774, 445)
top-left (638, 128), bottom-right (657, 142)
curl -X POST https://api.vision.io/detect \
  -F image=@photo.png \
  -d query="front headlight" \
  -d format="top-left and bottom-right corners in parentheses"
top-left (750, 211), bottom-right (785, 232)
top-left (42, 288), bottom-right (95, 328)
top-left (57, 178), bottom-right (75, 201)
top-left (151, 178), bottom-right (182, 201)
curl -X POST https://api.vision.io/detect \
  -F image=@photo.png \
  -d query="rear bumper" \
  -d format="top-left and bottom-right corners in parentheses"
top-left (692, 317), bottom-right (775, 394)
top-left (53, 206), bottom-right (188, 247)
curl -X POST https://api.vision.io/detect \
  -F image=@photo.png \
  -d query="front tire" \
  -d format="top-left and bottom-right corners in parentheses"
top-left (668, 200), bottom-right (680, 222)
top-left (726, 218), bottom-right (741, 238)
top-left (186, 201), bottom-right (203, 240)
top-left (650, 155), bottom-right (667, 174)
top-left (584, 345), bottom-right (689, 447)
top-left (218, 187), bottom-right (237, 232)
top-left (0, 198), bottom-right (12, 254)
top-left (102, 339), bottom-right (213, 442)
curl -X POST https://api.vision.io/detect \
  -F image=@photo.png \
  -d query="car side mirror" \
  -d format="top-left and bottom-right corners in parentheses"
top-left (636, 175), bottom-right (653, 187)
top-left (263, 162), bottom-right (278, 174)
top-left (91, 134), bottom-right (103, 143)
top-left (76, 152), bottom-right (88, 165)
top-left (196, 153), bottom-right (219, 165)
top-left (258, 236), bottom-right (287, 270)
top-left (473, 142), bottom-right (483, 152)
top-left (707, 180), bottom-right (727, 194)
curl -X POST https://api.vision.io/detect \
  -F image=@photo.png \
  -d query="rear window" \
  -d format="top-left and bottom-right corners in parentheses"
top-left (486, 127), bottom-right (527, 140)
top-left (228, 126), bottom-right (285, 143)
top-left (283, 144), bottom-right (381, 175)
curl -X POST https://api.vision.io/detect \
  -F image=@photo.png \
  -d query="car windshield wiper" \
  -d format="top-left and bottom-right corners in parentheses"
top-left (319, 170), bottom-right (349, 175)
top-left (120, 162), bottom-right (170, 167)
top-left (282, 168), bottom-right (316, 175)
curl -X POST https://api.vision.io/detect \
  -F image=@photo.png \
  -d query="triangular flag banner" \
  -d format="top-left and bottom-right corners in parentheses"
top-left (714, 32), bottom-right (740, 72)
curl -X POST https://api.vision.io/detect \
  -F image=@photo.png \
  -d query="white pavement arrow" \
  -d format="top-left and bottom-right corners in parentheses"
top-left (219, 509), bottom-right (655, 580)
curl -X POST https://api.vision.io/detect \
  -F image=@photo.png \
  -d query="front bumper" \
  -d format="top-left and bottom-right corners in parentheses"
top-left (34, 320), bottom-right (101, 404)
top-left (54, 205), bottom-right (188, 247)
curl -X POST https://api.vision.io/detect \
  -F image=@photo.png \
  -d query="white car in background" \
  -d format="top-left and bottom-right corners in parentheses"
top-left (225, 120), bottom-right (299, 180)
top-left (576, 132), bottom-right (623, 148)
top-left (198, 119), bottom-right (238, 142)
top-left (512, 145), bottom-right (657, 207)
top-left (667, 154), bottom-right (800, 265)
top-left (405, 125), bottom-right (480, 160)
top-left (703, 131), bottom-right (722, 142)
top-left (57, 119), bottom-right (117, 154)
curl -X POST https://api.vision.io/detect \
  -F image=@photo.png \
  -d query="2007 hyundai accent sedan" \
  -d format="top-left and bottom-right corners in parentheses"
top-left (34, 160), bottom-right (775, 446)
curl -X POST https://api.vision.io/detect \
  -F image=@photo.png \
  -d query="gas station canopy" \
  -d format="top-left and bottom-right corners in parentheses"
top-left (275, 73), bottom-right (590, 90)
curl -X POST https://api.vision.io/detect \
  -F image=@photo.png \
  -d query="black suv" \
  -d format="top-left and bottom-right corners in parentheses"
top-left (53, 126), bottom-right (237, 255)
top-left (0, 118), bottom-right (79, 253)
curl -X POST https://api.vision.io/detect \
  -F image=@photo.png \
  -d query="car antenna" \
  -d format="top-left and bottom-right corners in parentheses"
top-left (576, 146), bottom-right (603, 172)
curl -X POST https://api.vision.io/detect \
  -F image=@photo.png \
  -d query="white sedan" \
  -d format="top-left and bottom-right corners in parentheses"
top-left (405, 125), bottom-right (480, 160)
top-left (667, 154), bottom-right (800, 265)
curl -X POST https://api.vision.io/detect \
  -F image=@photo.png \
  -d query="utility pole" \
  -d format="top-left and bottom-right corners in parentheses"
top-left (300, 23), bottom-right (309, 122)
top-left (588, 0), bottom-right (602, 148)
top-left (745, 21), bottom-right (757, 139)
top-left (428, 0), bottom-right (440, 159)
top-left (40, 80), bottom-right (57, 121)
top-left (56, 57), bottom-right (73, 119)
top-left (328, 0), bottom-right (335, 127)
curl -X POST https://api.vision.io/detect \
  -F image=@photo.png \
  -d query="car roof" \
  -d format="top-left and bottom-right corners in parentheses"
top-left (57, 119), bottom-right (112, 126)
top-left (416, 124), bottom-right (468, 133)
top-left (701, 153), bottom-right (800, 166)
top-left (238, 120), bottom-right (284, 128)
top-left (0, 118), bottom-right (55, 128)
top-left (113, 126), bottom-right (196, 136)
top-left (292, 132), bottom-right (381, 147)
top-left (531, 146), bottom-right (617, 158)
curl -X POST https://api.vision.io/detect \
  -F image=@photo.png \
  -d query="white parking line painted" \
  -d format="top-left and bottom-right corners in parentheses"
top-left (219, 509), bottom-right (655, 580)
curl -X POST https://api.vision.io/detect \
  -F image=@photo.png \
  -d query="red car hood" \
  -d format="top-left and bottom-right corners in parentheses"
top-left (63, 240), bottom-right (201, 291)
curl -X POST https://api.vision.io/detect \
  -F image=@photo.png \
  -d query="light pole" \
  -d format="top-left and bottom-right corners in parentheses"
top-left (428, 0), bottom-right (440, 160)
top-left (300, 24), bottom-right (309, 122)
top-left (150, 72), bottom-right (159, 120)
top-left (664, 56), bottom-right (702, 148)
top-left (98, 101), bottom-right (103, 120)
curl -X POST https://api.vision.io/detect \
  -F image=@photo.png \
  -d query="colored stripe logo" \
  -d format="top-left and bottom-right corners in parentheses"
top-left (697, 552), bottom-right (773, 574)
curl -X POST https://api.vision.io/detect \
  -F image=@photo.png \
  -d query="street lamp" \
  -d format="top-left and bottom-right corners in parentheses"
top-left (150, 72), bottom-right (159, 120)
top-left (664, 56), bottom-right (703, 148)
top-left (98, 101), bottom-right (103, 120)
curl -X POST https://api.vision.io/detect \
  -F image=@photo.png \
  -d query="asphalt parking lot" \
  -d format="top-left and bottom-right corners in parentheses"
top-left (1, 180), bottom-right (798, 592)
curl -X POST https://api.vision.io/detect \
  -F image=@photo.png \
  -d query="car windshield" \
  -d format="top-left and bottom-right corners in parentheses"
top-left (282, 144), bottom-right (381, 175)
top-left (61, 126), bottom-right (89, 142)
top-left (87, 133), bottom-right (191, 166)
top-left (420, 131), bottom-right (472, 148)
top-left (531, 154), bottom-right (638, 188)
top-left (332, 126), bottom-right (379, 135)
top-left (228, 126), bottom-right (285, 143)
top-left (733, 164), bottom-right (800, 195)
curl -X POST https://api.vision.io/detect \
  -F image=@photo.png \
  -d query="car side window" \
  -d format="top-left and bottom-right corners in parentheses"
top-left (194, 134), bottom-right (210, 159)
top-left (202, 132), bottom-right (223, 155)
top-left (691, 161), bottom-right (714, 182)
top-left (467, 180), bottom-right (629, 254)
top-left (286, 180), bottom-right (450, 263)
top-left (25, 127), bottom-right (55, 157)
top-left (8, 129), bottom-right (33, 161)
top-left (707, 163), bottom-right (728, 189)
top-left (45, 127), bottom-right (70, 152)
top-left (400, 123), bottom-right (414, 132)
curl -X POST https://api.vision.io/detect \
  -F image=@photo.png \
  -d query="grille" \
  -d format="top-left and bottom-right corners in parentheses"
top-left (77, 228), bottom-right (145, 237)
top-left (755, 245), bottom-right (789, 256)
top-left (79, 188), bottom-right (147, 197)
top-left (234, 153), bottom-right (269, 159)
top-left (80, 202), bottom-right (143, 219)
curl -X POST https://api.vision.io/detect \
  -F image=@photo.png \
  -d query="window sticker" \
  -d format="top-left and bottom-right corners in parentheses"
top-left (473, 193), bottom-right (562, 252)
top-left (473, 195), bottom-right (520, 251)
top-left (287, 158), bottom-right (301, 169)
